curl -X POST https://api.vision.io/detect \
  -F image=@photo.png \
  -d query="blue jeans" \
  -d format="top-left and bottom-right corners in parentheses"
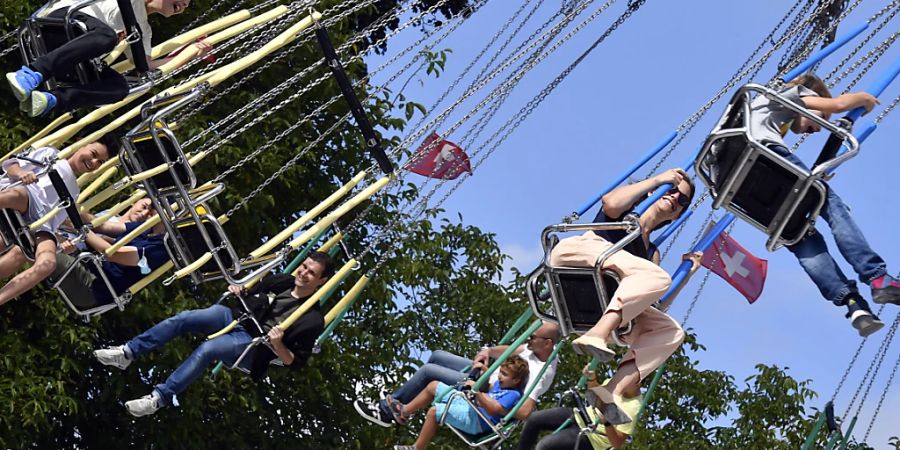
top-left (379, 350), bottom-right (471, 417)
top-left (127, 304), bottom-right (252, 406)
top-left (770, 145), bottom-right (887, 305)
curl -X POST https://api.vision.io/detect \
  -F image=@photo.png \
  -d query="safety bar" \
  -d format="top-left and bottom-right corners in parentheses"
top-left (113, 0), bottom-right (149, 73)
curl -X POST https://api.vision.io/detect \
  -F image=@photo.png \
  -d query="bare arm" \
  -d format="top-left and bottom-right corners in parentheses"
top-left (473, 392), bottom-right (508, 417)
top-left (85, 231), bottom-right (140, 266)
top-left (4, 162), bottom-right (37, 184)
top-left (602, 169), bottom-right (687, 218)
top-left (606, 424), bottom-right (628, 448)
top-left (657, 251), bottom-right (703, 312)
top-left (474, 344), bottom-right (524, 365)
top-left (801, 92), bottom-right (878, 115)
top-left (513, 398), bottom-right (537, 421)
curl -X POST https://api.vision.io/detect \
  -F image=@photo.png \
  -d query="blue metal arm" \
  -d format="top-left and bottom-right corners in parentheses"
top-left (782, 21), bottom-right (869, 82)
top-left (573, 131), bottom-right (677, 219)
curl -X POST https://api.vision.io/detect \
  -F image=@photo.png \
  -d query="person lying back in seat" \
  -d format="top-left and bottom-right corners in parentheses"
top-left (552, 167), bottom-right (693, 426)
top-left (748, 73), bottom-right (898, 336)
top-left (50, 203), bottom-right (167, 310)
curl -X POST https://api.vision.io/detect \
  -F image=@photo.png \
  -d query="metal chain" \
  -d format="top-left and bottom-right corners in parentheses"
top-left (679, 219), bottom-right (736, 327)
top-left (658, 192), bottom-right (714, 262)
top-left (875, 93), bottom-right (899, 123)
top-left (789, 32), bottom-right (895, 152)
top-left (195, 0), bottom-right (461, 170)
top-left (862, 329), bottom-right (900, 442)
top-left (842, 312), bottom-right (900, 419)
top-left (213, 0), bottom-right (483, 214)
top-left (839, 35), bottom-right (897, 91)
top-left (774, 0), bottom-right (865, 82)
top-left (824, 4), bottom-right (899, 83)
top-left (184, 0), bottom-right (446, 150)
top-left (179, 0), bottom-right (400, 145)
top-left (165, 0), bottom-right (322, 84)
top-left (642, 0), bottom-right (820, 178)
top-left (358, 0), bottom-right (648, 273)
top-left (404, 0), bottom-right (546, 138)
top-left (344, 0), bottom-right (603, 236)
top-left (852, 313), bottom-right (900, 418)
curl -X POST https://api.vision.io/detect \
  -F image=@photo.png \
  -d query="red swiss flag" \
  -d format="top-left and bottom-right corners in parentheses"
top-left (701, 226), bottom-right (768, 303)
top-left (406, 132), bottom-right (472, 180)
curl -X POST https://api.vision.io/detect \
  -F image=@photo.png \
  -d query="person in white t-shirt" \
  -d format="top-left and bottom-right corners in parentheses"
top-left (354, 322), bottom-right (560, 428)
top-left (6, 0), bottom-right (211, 117)
top-left (0, 134), bottom-right (119, 307)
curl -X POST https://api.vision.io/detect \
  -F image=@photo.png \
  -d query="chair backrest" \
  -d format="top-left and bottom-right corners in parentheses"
top-left (19, 16), bottom-right (101, 88)
top-left (123, 128), bottom-right (196, 193)
top-left (164, 212), bottom-right (239, 283)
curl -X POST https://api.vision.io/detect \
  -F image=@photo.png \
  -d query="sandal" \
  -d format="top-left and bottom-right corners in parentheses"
top-left (385, 395), bottom-right (411, 426)
top-left (571, 335), bottom-right (615, 362)
top-left (585, 386), bottom-right (632, 426)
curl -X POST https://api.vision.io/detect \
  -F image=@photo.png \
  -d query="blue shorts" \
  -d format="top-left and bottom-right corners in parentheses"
top-left (433, 382), bottom-right (488, 435)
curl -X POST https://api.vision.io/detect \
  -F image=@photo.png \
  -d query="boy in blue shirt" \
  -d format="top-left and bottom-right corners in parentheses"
top-left (393, 355), bottom-right (530, 450)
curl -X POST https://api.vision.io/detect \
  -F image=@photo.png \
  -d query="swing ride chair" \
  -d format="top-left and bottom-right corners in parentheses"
top-left (121, 86), bottom-right (246, 285)
top-left (525, 219), bottom-right (636, 342)
top-left (694, 83), bottom-right (859, 252)
top-left (49, 243), bottom-right (126, 318)
top-left (437, 389), bottom-right (520, 450)
top-left (17, 0), bottom-right (155, 95)
top-left (17, 167), bottom-right (121, 318)
top-left (0, 157), bottom-right (57, 260)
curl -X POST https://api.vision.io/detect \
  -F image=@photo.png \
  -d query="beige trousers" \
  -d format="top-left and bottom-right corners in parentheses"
top-left (549, 232), bottom-right (685, 380)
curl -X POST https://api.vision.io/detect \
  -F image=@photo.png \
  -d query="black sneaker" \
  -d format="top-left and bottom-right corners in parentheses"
top-left (845, 294), bottom-right (885, 337)
top-left (353, 399), bottom-right (394, 428)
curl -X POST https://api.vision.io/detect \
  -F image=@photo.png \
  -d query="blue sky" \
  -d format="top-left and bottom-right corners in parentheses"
top-left (366, 1), bottom-right (899, 447)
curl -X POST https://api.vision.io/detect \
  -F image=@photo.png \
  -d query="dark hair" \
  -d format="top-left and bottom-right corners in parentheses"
top-left (788, 73), bottom-right (831, 98)
top-left (97, 133), bottom-right (121, 157)
top-left (307, 251), bottom-right (335, 279)
top-left (650, 175), bottom-right (696, 232)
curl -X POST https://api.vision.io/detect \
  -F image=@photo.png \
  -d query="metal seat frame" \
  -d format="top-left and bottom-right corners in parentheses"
top-left (695, 83), bottom-right (859, 251)
top-left (49, 250), bottom-right (129, 318)
top-left (526, 217), bottom-right (638, 342)
top-left (17, 0), bottom-right (155, 94)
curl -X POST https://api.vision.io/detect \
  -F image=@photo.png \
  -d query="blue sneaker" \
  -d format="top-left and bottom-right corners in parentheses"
top-left (5, 66), bottom-right (43, 102)
top-left (871, 274), bottom-right (900, 305)
top-left (21, 91), bottom-right (57, 117)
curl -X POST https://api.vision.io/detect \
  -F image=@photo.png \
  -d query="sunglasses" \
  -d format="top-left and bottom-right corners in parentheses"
top-left (665, 187), bottom-right (691, 209)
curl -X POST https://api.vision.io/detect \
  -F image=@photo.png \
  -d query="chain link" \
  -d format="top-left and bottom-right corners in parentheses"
top-left (862, 323), bottom-right (900, 442)
top-left (345, 0), bottom-right (601, 237)
top-left (842, 312), bottom-right (900, 419)
top-left (213, 0), bottom-right (478, 215)
top-left (183, 0), bottom-right (445, 150)
top-left (359, 0), bottom-right (649, 274)
top-left (875, 93), bottom-right (899, 123)
top-left (824, 4), bottom-right (899, 84)
top-left (643, 0), bottom-right (824, 178)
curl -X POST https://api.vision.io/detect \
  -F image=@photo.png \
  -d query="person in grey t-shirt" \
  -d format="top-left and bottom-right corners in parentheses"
top-left (747, 73), bottom-right (898, 337)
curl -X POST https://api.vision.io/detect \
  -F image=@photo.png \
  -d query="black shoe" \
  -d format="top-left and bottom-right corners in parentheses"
top-left (353, 399), bottom-right (394, 428)
top-left (845, 294), bottom-right (885, 337)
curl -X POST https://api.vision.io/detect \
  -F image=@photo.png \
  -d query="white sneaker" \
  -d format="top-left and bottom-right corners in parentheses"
top-left (125, 393), bottom-right (162, 417)
top-left (94, 345), bottom-right (131, 370)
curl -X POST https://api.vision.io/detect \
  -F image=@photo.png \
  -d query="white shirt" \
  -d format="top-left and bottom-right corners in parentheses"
top-left (1, 147), bottom-right (80, 235)
top-left (42, 0), bottom-right (152, 56)
top-left (490, 347), bottom-right (558, 403)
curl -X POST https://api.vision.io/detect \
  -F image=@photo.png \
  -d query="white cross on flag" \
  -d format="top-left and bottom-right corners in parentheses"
top-left (700, 225), bottom-right (768, 303)
top-left (407, 132), bottom-right (472, 180)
